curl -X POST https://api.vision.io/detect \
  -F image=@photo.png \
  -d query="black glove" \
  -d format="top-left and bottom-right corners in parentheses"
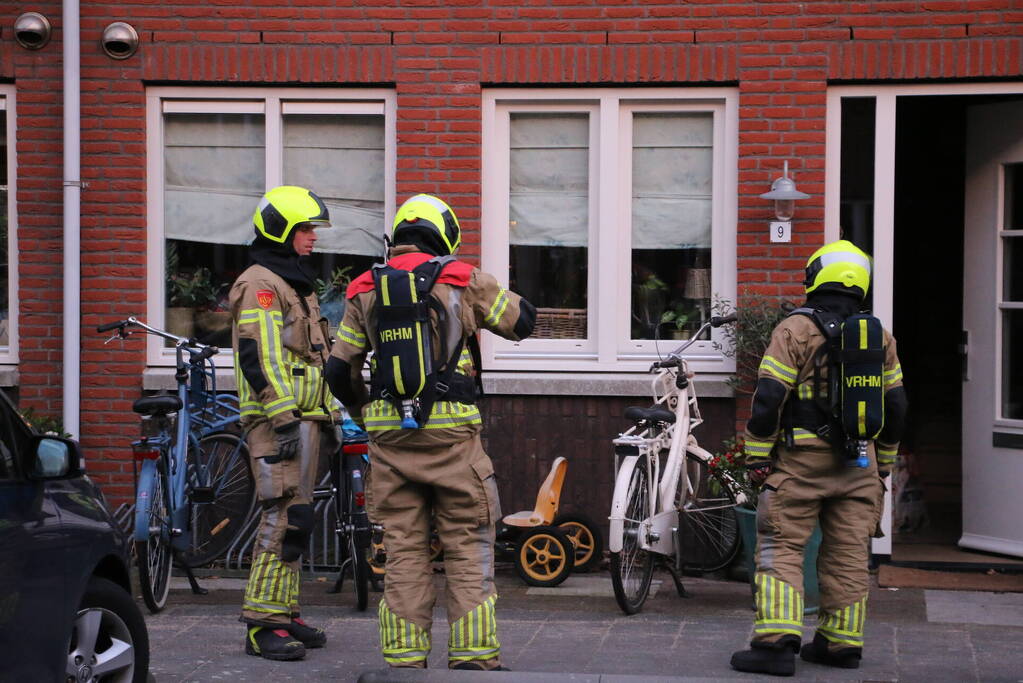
top-left (273, 422), bottom-right (302, 462)
top-left (745, 458), bottom-right (773, 486)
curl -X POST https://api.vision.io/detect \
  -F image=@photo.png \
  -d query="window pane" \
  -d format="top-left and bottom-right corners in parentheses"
top-left (283, 113), bottom-right (385, 258)
top-left (163, 113), bottom-right (265, 345)
top-left (1006, 236), bottom-right (1023, 302)
top-left (509, 113), bottom-right (589, 339)
top-left (631, 112), bottom-right (713, 341)
top-left (0, 108), bottom-right (8, 350)
top-left (1003, 309), bottom-right (1023, 420)
top-left (1006, 163), bottom-right (1023, 231)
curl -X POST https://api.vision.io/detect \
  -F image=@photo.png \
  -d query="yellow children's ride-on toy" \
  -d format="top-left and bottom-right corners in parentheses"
top-left (366, 457), bottom-right (604, 589)
top-left (495, 456), bottom-right (604, 587)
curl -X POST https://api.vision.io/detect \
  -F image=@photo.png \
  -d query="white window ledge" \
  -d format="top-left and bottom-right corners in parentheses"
top-left (142, 367), bottom-right (734, 398)
top-left (0, 365), bottom-right (17, 388)
top-left (482, 372), bottom-right (734, 398)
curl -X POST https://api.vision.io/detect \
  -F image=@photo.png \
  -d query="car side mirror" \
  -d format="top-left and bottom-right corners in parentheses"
top-left (28, 435), bottom-right (83, 479)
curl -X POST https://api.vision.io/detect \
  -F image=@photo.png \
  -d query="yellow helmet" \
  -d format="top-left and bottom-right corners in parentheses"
top-left (253, 186), bottom-right (330, 244)
top-left (804, 240), bottom-right (872, 299)
top-left (391, 193), bottom-right (461, 255)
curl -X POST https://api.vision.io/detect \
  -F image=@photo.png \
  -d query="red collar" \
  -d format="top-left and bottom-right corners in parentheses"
top-left (346, 253), bottom-right (473, 299)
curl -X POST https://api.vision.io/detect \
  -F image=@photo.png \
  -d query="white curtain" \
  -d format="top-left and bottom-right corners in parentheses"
top-left (164, 112), bottom-right (385, 256)
top-left (509, 113), bottom-right (590, 248)
top-left (631, 112), bottom-right (713, 250)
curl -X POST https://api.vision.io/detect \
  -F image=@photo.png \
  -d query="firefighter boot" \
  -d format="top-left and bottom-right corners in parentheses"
top-left (730, 636), bottom-right (800, 677)
top-left (287, 617), bottom-right (327, 649)
top-left (245, 626), bottom-right (306, 661)
top-left (800, 632), bottom-right (861, 669)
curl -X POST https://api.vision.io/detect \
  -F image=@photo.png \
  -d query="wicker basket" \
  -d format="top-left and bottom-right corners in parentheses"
top-left (534, 307), bottom-right (587, 339)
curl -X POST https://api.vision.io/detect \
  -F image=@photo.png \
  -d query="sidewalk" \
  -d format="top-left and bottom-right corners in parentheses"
top-left (147, 568), bottom-right (1023, 681)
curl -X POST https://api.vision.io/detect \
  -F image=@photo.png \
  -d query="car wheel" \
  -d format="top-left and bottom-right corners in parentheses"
top-left (67, 577), bottom-right (150, 683)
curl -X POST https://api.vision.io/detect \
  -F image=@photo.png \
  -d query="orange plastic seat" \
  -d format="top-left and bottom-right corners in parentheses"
top-left (502, 457), bottom-right (567, 528)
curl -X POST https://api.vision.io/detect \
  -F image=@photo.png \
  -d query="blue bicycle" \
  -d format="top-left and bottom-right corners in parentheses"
top-left (99, 317), bottom-right (255, 612)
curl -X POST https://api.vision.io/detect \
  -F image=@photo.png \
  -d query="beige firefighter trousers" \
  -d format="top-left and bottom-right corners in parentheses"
top-left (366, 433), bottom-right (503, 669)
top-left (752, 445), bottom-right (884, 651)
top-left (240, 419), bottom-right (332, 626)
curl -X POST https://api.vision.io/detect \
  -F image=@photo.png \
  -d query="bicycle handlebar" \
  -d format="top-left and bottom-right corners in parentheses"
top-left (96, 315), bottom-right (219, 354)
top-left (650, 312), bottom-right (737, 370)
top-left (96, 319), bottom-right (130, 333)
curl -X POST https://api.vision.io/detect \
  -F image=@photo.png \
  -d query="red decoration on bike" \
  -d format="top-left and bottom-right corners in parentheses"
top-left (354, 491), bottom-right (366, 507)
top-left (342, 443), bottom-right (368, 455)
top-left (256, 290), bottom-right (274, 309)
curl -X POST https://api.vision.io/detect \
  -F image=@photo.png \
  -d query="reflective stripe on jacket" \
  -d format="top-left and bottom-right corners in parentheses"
top-left (230, 264), bottom-right (332, 429)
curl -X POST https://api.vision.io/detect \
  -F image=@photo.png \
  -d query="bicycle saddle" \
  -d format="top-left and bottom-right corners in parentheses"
top-left (624, 406), bottom-right (676, 425)
top-left (132, 395), bottom-right (183, 416)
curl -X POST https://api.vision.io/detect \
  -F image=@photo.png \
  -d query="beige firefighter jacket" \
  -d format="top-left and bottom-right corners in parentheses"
top-left (744, 313), bottom-right (904, 469)
top-left (230, 264), bottom-right (333, 430)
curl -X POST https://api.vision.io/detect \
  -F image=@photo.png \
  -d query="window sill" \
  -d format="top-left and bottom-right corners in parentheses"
top-left (142, 367), bottom-right (735, 398)
top-left (482, 371), bottom-right (734, 398)
top-left (143, 367), bottom-right (237, 392)
top-left (0, 365), bottom-right (17, 388)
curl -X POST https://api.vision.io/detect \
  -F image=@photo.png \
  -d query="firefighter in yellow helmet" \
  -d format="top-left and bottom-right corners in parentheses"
top-left (730, 240), bottom-right (908, 675)
top-left (231, 186), bottom-right (336, 660)
top-left (325, 193), bottom-right (536, 671)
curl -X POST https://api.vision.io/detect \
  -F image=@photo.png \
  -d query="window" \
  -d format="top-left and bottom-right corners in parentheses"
top-left (482, 89), bottom-right (737, 372)
top-left (0, 87), bottom-right (16, 365)
top-left (146, 88), bottom-right (396, 364)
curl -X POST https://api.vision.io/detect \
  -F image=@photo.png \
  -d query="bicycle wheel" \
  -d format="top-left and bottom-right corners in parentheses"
top-left (183, 432), bottom-right (255, 568)
top-left (349, 526), bottom-right (370, 611)
top-left (347, 471), bottom-right (370, 611)
top-left (135, 459), bottom-right (172, 613)
top-left (676, 455), bottom-right (740, 573)
top-left (610, 460), bottom-right (655, 614)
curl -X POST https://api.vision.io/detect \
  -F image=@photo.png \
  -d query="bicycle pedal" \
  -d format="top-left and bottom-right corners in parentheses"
top-left (190, 487), bottom-right (215, 504)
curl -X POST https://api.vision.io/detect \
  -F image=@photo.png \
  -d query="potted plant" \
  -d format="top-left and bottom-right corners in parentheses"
top-left (660, 303), bottom-right (696, 339)
top-left (631, 271), bottom-right (668, 338)
top-left (316, 265), bottom-right (353, 330)
top-left (166, 244), bottom-right (226, 339)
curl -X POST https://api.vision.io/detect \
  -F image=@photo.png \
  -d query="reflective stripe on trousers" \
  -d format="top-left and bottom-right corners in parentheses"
top-left (243, 551), bottom-right (298, 618)
top-left (448, 594), bottom-right (500, 663)
top-left (754, 573), bottom-right (804, 639)
top-left (379, 599), bottom-right (431, 666)
top-left (817, 596), bottom-right (867, 648)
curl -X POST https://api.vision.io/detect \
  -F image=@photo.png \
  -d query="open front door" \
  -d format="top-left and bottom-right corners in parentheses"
top-left (961, 100), bottom-right (1023, 558)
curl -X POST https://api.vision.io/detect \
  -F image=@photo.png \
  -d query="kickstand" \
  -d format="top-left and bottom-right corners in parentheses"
top-left (665, 562), bottom-right (688, 598)
top-left (176, 554), bottom-right (208, 596)
top-left (329, 557), bottom-right (350, 594)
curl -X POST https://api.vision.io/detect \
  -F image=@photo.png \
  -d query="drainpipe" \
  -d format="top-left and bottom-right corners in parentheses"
top-left (62, 0), bottom-right (80, 439)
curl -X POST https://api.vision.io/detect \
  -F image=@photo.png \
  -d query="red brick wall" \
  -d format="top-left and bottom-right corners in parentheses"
top-left (3, 1), bottom-right (1021, 502)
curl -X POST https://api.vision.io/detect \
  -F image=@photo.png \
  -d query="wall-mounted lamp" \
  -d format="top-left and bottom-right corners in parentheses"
top-left (759, 160), bottom-right (810, 242)
top-left (14, 12), bottom-right (52, 50)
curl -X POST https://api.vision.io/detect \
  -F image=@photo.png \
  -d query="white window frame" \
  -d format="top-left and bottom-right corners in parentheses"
top-left (0, 86), bottom-right (18, 367)
top-left (481, 88), bottom-right (738, 374)
top-left (145, 86), bottom-right (396, 367)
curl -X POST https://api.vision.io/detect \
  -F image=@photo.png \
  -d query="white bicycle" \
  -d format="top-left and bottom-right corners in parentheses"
top-left (608, 313), bottom-right (748, 614)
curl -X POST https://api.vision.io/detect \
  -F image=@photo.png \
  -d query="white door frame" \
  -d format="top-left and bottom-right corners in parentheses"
top-left (826, 82), bottom-right (1023, 555)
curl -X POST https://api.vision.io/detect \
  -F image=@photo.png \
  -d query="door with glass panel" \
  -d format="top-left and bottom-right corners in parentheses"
top-left (961, 100), bottom-right (1023, 558)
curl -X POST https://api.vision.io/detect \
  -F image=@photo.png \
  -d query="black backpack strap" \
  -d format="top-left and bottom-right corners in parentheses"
top-left (784, 306), bottom-right (845, 445)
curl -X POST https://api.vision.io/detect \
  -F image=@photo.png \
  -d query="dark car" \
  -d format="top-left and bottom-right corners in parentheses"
top-left (0, 388), bottom-right (149, 682)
